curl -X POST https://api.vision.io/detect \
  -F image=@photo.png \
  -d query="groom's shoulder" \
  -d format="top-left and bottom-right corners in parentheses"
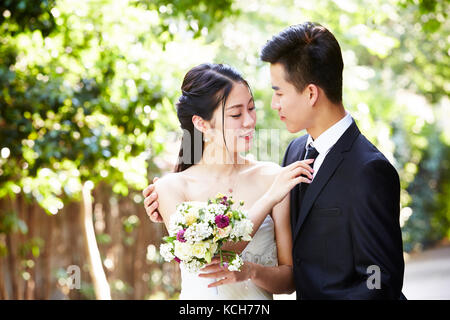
top-left (352, 133), bottom-right (390, 162)
top-left (289, 133), bottom-right (309, 149)
top-left (351, 133), bottom-right (398, 175)
top-left (282, 133), bottom-right (308, 166)
top-left (284, 133), bottom-right (308, 156)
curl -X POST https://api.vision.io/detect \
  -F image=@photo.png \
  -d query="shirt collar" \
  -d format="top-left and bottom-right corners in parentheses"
top-left (306, 112), bottom-right (353, 155)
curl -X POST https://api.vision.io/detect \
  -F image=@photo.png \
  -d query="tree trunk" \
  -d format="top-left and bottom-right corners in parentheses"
top-left (5, 196), bottom-right (20, 299)
top-left (80, 182), bottom-right (111, 300)
top-left (5, 232), bottom-right (18, 299)
top-left (24, 201), bottom-right (36, 300)
top-left (0, 233), bottom-right (8, 300)
top-left (0, 197), bottom-right (9, 300)
top-left (67, 202), bottom-right (82, 300)
top-left (41, 212), bottom-right (53, 299)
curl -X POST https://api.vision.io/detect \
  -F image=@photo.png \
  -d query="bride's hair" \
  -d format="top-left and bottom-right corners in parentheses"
top-left (174, 63), bottom-right (249, 172)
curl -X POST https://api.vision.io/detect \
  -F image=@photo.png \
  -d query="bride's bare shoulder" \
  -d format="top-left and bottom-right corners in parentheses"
top-left (244, 160), bottom-right (281, 187)
top-left (154, 172), bottom-right (185, 197)
top-left (251, 160), bottom-right (282, 176)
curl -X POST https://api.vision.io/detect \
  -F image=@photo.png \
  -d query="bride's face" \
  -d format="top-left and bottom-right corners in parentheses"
top-left (207, 82), bottom-right (256, 154)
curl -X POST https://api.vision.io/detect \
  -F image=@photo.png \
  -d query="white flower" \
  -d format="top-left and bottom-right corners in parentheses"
top-left (183, 201), bottom-right (205, 225)
top-left (203, 210), bottom-right (216, 224)
top-left (169, 211), bottom-right (186, 229)
top-left (230, 219), bottom-right (253, 241)
top-left (174, 242), bottom-right (193, 261)
top-left (191, 242), bottom-right (210, 259)
top-left (181, 259), bottom-right (203, 273)
top-left (168, 218), bottom-right (183, 236)
top-left (228, 255), bottom-right (243, 272)
top-left (184, 222), bottom-right (213, 243)
top-left (159, 243), bottom-right (174, 262)
top-left (207, 203), bottom-right (227, 216)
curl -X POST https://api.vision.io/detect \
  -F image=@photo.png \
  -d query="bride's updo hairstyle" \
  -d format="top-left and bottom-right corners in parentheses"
top-left (174, 63), bottom-right (250, 173)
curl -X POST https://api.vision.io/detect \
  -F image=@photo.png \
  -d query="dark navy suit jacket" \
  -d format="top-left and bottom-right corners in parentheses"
top-left (283, 121), bottom-right (405, 299)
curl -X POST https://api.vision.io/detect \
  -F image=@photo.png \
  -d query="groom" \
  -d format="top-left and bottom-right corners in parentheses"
top-left (143, 22), bottom-right (405, 299)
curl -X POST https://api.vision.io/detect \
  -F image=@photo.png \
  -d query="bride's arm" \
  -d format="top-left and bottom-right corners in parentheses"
top-left (200, 195), bottom-right (295, 294)
top-left (221, 160), bottom-right (313, 254)
top-left (153, 173), bottom-right (185, 229)
top-left (220, 192), bottom-right (278, 253)
top-left (246, 194), bottom-right (295, 294)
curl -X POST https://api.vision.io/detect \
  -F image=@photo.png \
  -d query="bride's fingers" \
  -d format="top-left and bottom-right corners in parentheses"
top-left (286, 161), bottom-right (314, 175)
top-left (199, 270), bottom-right (228, 279)
top-left (293, 176), bottom-right (312, 186)
top-left (290, 167), bottom-right (313, 180)
top-left (208, 277), bottom-right (231, 288)
top-left (297, 160), bottom-right (314, 173)
top-left (200, 264), bottom-right (220, 273)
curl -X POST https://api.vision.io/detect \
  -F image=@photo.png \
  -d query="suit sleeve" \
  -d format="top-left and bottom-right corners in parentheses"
top-left (347, 159), bottom-right (405, 299)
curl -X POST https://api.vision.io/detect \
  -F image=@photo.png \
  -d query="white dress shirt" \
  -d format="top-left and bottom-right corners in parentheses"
top-left (305, 112), bottom-right (353, 180)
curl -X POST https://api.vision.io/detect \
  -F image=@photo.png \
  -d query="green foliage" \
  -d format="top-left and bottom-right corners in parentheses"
top-left (0, 210), bottom-right (28, 234)
top-left (0, 0), bottom-right (234, 216)
top-left (19, 237), bottom-right (44, 258)
top-left (0, 0), bottom-right (57, 36)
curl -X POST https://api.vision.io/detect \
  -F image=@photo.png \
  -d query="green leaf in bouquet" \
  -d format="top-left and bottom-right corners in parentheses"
top-left (205, 250), bottom-right (212, 264)
top-left (198, 208), bottom-right (205, 220)
top-left (162, 236), bottom-right (176, 243)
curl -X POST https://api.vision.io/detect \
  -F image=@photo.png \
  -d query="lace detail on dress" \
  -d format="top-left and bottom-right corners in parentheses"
top-left (242, 240), bottom-right (277, 267)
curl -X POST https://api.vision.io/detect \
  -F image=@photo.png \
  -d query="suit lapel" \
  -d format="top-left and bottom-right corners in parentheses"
top-left (293, 150), bottom-right (344, 240)
top-left (292, 121), bottom-right (361, 244)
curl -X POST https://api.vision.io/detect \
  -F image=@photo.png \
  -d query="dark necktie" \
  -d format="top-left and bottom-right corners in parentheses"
top-left (297, 144), bottom-right (319, 218)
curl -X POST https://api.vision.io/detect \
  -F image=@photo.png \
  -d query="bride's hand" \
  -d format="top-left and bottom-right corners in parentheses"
top-left (198, 258), bottom-right (253, 288)
top-left (266, 159), bottom-right (315, 207)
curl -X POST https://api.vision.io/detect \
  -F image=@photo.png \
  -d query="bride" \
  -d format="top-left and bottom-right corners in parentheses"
top-left (151, 63), bottom-right (314, 299)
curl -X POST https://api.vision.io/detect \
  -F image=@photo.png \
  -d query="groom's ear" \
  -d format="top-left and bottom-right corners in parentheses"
top-left (306, 84), bottom-right (320, 107)
top-left (192, 115), bottom-right (209, 134)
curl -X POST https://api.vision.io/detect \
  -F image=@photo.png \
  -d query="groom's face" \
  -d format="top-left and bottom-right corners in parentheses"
top-left (269, 63), bottom-right (314, 133)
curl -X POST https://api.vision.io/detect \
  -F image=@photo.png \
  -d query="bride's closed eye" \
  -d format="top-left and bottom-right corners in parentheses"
top-left (230, 107), bottom-right (255, 118)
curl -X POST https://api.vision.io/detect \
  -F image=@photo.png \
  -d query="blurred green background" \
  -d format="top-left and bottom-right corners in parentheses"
top-left (0, 0), bottom-right (449, 299)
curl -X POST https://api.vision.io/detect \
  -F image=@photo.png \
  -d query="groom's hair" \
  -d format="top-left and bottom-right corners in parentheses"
top-left (261, 22), bottom-right (343, 104)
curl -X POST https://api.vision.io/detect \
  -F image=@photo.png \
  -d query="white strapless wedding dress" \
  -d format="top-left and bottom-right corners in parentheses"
top-left (178, 215), bottom-right (278, 300)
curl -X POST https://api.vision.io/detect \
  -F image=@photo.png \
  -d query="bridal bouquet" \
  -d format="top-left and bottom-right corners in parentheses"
top-left (159, 193), bottom-right (253, 273)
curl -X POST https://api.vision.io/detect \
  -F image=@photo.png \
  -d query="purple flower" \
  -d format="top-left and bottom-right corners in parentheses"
top-left (215, 215), bottom-right (230, 228)
top-left (176, 229), bottom-right (186, 243)
top-left (174, 257), bottom-right (181, 263)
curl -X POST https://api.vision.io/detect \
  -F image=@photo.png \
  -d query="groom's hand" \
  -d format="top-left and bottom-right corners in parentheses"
top-left (142, 177), bottom-right (163, 223)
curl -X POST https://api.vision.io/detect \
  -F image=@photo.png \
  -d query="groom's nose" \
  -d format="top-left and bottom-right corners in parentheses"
top-left (271, 95), bottom-right (280, 110)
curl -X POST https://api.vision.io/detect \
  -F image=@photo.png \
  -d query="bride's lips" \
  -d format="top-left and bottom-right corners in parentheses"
top-left (240, 131), bottom-right (254, 141)
top-left (280, 115), bottom-right (286, 121)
